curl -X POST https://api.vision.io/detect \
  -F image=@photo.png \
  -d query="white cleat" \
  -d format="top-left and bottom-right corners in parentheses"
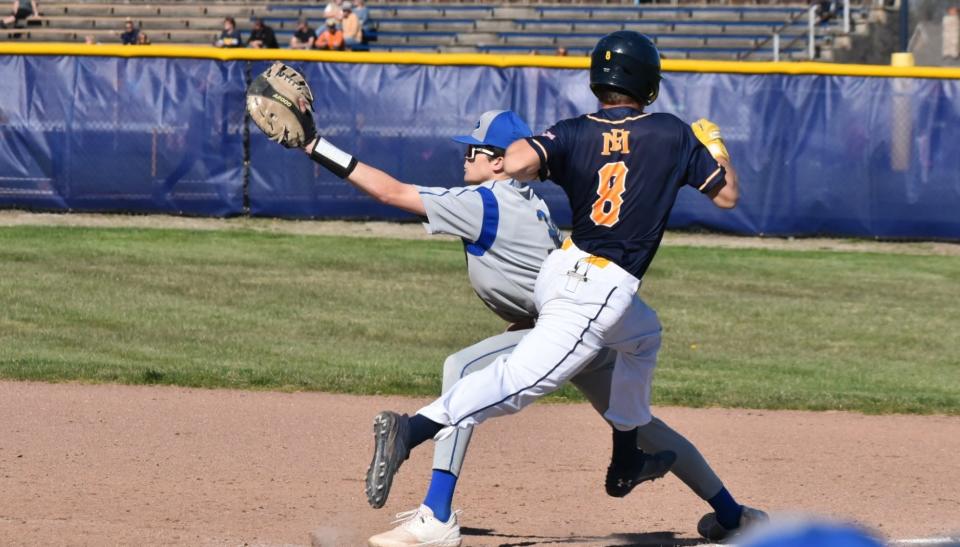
top-left (368, 505), bottom-right (462, 547)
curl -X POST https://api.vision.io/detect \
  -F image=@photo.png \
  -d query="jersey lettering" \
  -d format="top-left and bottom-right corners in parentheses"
top-left (536, 209), bottom-right (563, 247)
top-left (601, 129), bottom-right (631, 156)
top-left (590, 161), bottom-right (628, 227)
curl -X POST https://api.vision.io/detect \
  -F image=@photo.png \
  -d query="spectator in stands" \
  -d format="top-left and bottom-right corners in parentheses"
top-left (1, 0), bottom-right (39, 29)
top-left (341, 2), bottom-right (362, 49)
top-left (555, 46), bottom-right (568, 56)
top-left (83, 34), bottom-right (97, 45)
top-left (247, 17), bottom-right (278, 49)
top-left (120, 18), bottom-right (139, 45)
top-left (944, 7), bottom-right (960, 59)
top-left (352, 0), bottom-right (368, 27)
top-left (356, 0), bottom-right (376, 45)
top-left (137, 31), bottom-right (150, 45)
top-left (817, 0), bottom-right (836, 23)
top-left (289, 16), bottom-right (315, 49)
top-left (315, 17), bottom-right (344, 50)
top-left (323, 0), bottom-right (343, 22)
top-left (214, 16), bottom-right (243, 48)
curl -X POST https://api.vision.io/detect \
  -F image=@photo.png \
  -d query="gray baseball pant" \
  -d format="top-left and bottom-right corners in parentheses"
top-left (431, 328), bottom-right (723, 500)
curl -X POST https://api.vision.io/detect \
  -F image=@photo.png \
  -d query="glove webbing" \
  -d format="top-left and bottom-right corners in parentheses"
top-left (248, 78), bottom-right (303, 124)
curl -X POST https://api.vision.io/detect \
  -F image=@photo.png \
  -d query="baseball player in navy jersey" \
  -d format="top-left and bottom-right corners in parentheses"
top-left (358, 31), bottom-right (769, 544)
top-left (295, 110), bottom-right (675, 546)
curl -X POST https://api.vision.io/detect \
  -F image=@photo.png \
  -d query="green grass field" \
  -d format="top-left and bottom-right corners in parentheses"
top-left (1, 225), bottom-right (957, 414)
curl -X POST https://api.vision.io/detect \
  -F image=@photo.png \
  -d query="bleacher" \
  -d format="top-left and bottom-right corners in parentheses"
top-left (0, 1), bottom-right (866, 61)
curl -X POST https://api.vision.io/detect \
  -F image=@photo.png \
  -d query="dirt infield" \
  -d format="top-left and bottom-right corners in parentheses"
top-left (1, 381), bottom-right (958, 546)
top-left (1, 214), bottom-right (958, 545)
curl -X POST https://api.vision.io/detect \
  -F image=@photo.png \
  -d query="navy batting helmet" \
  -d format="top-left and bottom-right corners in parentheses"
top-left (590, 31), bottom-right (662, 106)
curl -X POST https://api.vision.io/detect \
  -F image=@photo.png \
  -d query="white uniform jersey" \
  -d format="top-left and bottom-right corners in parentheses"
top-left (417, 179), bottom-right (562, 323)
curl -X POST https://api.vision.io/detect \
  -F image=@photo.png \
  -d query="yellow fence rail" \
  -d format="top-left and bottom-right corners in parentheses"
top-left (2, 42), bottom-right (960, 79)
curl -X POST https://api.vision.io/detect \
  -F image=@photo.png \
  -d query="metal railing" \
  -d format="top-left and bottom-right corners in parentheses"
top-left (741, 0), bottom-right (854, 62)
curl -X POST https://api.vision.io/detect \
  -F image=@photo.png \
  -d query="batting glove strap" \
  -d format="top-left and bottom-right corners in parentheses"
top-left (308, 137), bottom-right (359, 179)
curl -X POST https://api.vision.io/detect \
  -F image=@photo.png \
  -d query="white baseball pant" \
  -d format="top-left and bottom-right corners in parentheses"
top-left (419, 240), bottom-right (661, 432)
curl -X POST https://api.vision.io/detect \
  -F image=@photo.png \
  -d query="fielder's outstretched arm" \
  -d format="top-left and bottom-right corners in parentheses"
top-left (303, 139), bottom-right (426, 216)
top-left (244, 62), bottom-right (425, 217)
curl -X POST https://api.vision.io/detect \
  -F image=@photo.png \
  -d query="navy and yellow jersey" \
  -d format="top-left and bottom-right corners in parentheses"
top-left (526, 106), bottom-right (726, 280)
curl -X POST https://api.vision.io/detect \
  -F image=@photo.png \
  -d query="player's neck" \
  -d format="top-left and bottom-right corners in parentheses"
top-left (601, 101), bottom-right (643, 112)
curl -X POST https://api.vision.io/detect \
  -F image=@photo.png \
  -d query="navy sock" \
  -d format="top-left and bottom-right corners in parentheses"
top-left (422, 469), bottom-right (458, 522)
top-left (407, 414), bottom-right (444, 449)
top-left (708, 487), bottom-right (743, 529)
top-left (611, 426), bottom-right (640, 464)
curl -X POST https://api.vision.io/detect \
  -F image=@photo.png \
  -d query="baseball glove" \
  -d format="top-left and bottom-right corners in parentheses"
top-left (246, 62), bottom-right (317, 148)
top-left (691, 118), bottom-right (730, 161)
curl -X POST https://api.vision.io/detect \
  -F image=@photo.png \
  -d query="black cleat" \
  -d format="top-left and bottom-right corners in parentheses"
top-left (365, 411), bottom-right (411, 509)
top-left (697, 506), bottom-right (769, 542)
top-left (605, 449), bottom-right (676, 498)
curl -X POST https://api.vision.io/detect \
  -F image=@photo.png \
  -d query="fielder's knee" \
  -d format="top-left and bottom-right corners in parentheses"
top-left (441, 354), bottom-right (466, 393)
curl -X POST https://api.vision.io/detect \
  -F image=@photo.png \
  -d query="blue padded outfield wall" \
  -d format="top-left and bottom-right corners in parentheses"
top-left (0, 55), bottom-right (247, 216)
top-left (1, 52), bottom-right (959, 239)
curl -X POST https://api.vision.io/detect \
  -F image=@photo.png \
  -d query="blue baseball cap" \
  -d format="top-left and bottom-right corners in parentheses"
top-left (452, 110), bottom-right (532, 150)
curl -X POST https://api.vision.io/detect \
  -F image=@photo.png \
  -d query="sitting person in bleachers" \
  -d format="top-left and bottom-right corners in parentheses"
top-left (945, 7), bottom-right (960, 60)
top-left (315, 17), bottom-right (344, 50)
top-left (817, 0), bottom-right (836, 23)
top-left (1, 0), bottom-right (38, 29)
top-left (289, 17), bottom-right (315, 49)
top-left (352, 0), bottom-right (368, 27)
top-left (355, 0), bottom-right (375, 44)
top-left (137, 32), bottom-right (150, 45)
top-left (341, 2), bottom-right (362, 50)
top-left (214, 16), bottom-right (243, 48)
top-left (120, 18), bottom-right (139, 45)
top-left (323, 0), bottom-right (343, 22)
top-left (247, 17), bottom-right (278, 49)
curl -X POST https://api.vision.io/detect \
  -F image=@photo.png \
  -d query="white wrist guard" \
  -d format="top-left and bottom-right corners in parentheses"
top-left (308, 137), bottom-right (358, 178)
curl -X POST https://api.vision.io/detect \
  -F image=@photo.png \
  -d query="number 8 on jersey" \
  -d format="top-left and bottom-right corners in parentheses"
top-left (591, 161), bottom-right (628, 227)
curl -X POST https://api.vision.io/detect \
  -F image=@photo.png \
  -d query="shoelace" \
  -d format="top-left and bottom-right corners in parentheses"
top-left (391, 508), bottom-right (420, 525)
top-left (390, 508), bottom-right (464, 528)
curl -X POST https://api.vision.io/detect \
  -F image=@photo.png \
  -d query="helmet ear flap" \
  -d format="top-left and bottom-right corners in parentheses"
top-left (645, 79), bottom-right (660, 106)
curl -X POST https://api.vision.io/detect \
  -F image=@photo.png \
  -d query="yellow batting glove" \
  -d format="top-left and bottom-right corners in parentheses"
top-left (691, 118), bottom-right (730, 161)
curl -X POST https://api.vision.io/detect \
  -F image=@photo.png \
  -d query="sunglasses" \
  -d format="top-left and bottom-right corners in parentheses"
top-left (464, 145), bottom-right (501, 162)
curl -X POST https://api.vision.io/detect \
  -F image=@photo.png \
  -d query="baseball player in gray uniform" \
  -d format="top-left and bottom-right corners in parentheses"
top-left (287, 109), bottom-right (754, 547)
